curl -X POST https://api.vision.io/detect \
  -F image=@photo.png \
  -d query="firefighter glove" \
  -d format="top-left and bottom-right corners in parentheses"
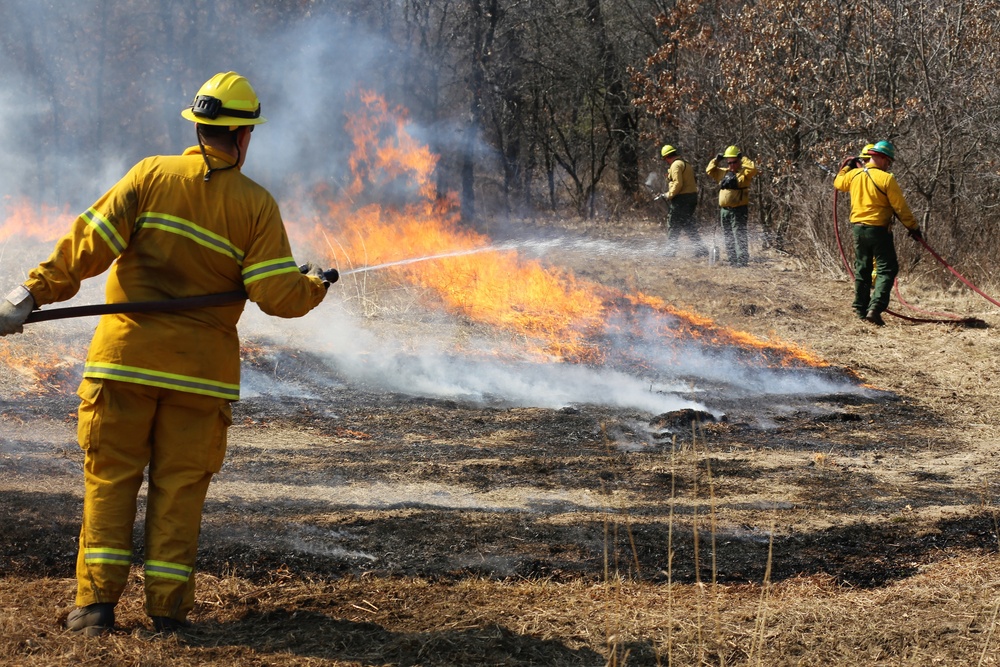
top-left (716, 153), bottom-right (724, 162)
top-left (841, 156), bottom-right (861, 170)
top-left (299, 263), bottom-right (331, 288)
top-left (0, 286), bottom-right (35, 336)
top-left (908, 228), bottom-right (923, 241)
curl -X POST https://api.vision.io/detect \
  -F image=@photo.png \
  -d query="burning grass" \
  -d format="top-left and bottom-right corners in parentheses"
top-left (0, 198), bottom-right (75, 245)
top-left (280, 91), bottom-right (831, 372)
top-left (0, 339), bottom-right (82, 396)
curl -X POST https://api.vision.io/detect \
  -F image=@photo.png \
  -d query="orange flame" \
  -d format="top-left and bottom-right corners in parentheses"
top-left (0, 198), bottom-right (74, 245)
top-left (0, 341), bottom-right (80, 395)
top-left (287, 90), bottom-right (827, 370)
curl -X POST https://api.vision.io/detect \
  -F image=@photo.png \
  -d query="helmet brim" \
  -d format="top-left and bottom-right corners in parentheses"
top-left (181, 108), bottom-right (268, 126)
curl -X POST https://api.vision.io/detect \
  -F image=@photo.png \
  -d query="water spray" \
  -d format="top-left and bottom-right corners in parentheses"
top-left (337, 245), bottom-right (498, 277)
top-left (23, 247), bottom-right (501, 324)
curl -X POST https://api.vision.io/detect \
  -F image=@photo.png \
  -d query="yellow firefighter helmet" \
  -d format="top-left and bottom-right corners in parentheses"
top-left (181, 72), bottom-right (267, 127)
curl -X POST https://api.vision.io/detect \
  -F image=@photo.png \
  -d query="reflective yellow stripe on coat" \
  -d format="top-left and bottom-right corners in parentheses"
top-left (136, 212), bottom-right (245, 263)
top-left (83, 362), bottom-right (241, 401)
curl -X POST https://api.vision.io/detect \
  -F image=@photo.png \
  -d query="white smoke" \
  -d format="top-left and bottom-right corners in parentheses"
top-left (236, 240), bottom-right (864, 417)
top-left (239, 299), bottom-right (707, 414)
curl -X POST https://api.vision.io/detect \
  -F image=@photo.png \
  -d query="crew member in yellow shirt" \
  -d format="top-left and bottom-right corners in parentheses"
top-left (659, 144), bottom-right (707, 257)
top-left (833, 140), bottom-right (922, 325)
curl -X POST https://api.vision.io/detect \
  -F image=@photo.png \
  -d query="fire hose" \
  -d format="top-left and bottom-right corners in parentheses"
top-left (24, 267), bottom-right (339, 325)
top-left (828, 176), bottom-right (994, 326)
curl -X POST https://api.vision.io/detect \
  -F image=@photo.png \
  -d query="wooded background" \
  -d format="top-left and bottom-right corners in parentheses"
top-left (2, 0), bottom-right (998, 277)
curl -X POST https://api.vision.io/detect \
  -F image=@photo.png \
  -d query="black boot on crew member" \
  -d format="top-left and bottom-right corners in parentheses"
top-left (865, 309), bottom-right (885, 326)
top-left (66, 602), bottom-right (115, 636)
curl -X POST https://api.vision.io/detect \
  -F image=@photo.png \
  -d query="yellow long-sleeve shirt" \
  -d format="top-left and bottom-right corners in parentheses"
top-left (706, 156), bottom-right (757, 208)
top-left (833, 165), bottom-right (918, 230)
top-left (24, 145), bottom-right (327, 400)
top-left (666, 158), bottom-right (697, 199)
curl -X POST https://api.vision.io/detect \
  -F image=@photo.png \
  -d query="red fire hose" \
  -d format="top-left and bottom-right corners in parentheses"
top-left (832, 187), bottom-right (993, 326)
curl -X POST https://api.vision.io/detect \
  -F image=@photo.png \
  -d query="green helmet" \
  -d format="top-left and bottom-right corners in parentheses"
top-left (660, 144), bottom-right (677, 158)
top-left (869, 140), bottom-right (895, 161)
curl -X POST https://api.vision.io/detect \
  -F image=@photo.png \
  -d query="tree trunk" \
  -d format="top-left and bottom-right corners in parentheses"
top-left (462, 0), bottom-right (499, 224)
top-left (585, 0), bottom-right (639, 198)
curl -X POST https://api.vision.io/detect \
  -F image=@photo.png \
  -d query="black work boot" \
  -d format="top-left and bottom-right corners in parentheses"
top-left (66, 603), bottom-right (115, 636)
top-left (151, 616), bottom-right (190, 634)
top-left (865, 310), bottom-right (885, 326)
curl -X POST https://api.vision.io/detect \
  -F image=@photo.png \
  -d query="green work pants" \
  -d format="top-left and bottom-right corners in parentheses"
top-left (665, 192), bottom-right (705, 255)
top-left (852, 224), bottom-right (898, 316)
top-left (720, 205), bottom-right (749, 266)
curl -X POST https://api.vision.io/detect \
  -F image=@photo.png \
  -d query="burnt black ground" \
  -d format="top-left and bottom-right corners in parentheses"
top-left (3, 342), bottom-right (991, 596)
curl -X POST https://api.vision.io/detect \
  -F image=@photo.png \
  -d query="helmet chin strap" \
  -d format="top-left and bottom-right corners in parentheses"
top-left (197, 129), bottom-right (241, 182)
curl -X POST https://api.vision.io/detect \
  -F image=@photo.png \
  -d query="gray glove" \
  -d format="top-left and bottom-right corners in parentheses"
top-left (299, 263), bottom-right (331, 288)
top-left (0, 286), bottom-right (35, 336)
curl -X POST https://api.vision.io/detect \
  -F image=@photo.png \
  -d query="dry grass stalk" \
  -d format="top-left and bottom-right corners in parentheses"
top-left (748, 518), bottom-right (776, 665)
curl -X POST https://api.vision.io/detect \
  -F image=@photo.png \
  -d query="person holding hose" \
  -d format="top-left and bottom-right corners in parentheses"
top-left (706, 145), bottom-right (757, 266)
top-left (834, 140), bottom-right (922, 326)
top-left (658, 144), bottom-right (707, 258)
top-left (0, 72), bottom-right (329, 634)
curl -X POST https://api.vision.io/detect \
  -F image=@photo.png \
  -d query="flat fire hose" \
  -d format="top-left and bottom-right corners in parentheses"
top-left (23, 267), bottom-right (339, 325)
top-left (24, 290), bottom-right (248, 324)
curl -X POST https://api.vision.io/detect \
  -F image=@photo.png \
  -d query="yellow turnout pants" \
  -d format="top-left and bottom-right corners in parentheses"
top-left (75, 378), bottom-right (231, 620)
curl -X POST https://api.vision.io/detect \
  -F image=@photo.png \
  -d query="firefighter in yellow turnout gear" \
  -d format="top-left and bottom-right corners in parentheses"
top-left (0, 72), bottom-right (328, 635)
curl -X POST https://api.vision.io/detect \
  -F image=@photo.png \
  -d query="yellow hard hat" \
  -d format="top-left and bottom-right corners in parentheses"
top-left (660, 144), bottom-right (678, 158)
top-left (181, 72), bottom-right (267, 127)
top-left (860, 143), bottom-right (875, 158)
top-left (723, 145), bottom-right (741, 159)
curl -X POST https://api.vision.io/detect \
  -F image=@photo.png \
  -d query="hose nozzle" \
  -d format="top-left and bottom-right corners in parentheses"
top-left (299, 264), bottom-right (340, 286)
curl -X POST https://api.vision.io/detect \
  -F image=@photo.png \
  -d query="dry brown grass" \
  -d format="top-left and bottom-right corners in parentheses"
top-left (5, 555), bottom-right (1000, 666)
